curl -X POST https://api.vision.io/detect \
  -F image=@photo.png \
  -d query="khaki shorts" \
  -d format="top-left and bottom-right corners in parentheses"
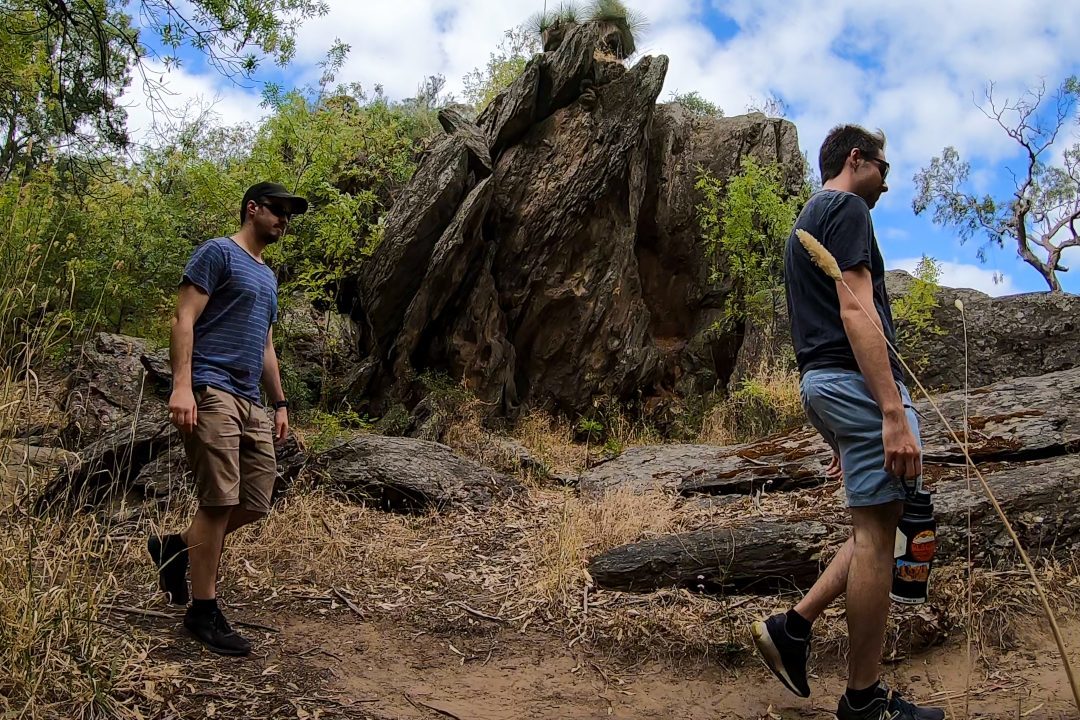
top-left (182, 386), bottom-right (277, 513)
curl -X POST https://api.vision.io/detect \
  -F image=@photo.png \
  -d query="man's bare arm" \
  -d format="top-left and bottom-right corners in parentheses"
top-left (169, 284), bottom-right (210, 433)
top-left (262, 327), bottom-right (288, 444)
top-left (838, 266), bottom-right (921, 481)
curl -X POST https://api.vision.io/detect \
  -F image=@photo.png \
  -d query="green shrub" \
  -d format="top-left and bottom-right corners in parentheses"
top-left (892, 255), bottom-right (945, 376)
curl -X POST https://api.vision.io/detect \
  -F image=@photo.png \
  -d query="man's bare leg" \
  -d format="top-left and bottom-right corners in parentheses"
top-left (845, 501), bottom-right (903, 690)
top-left (794, 535), bottom-right (854, 623)
top-left (224, 508), bottom-right (266, 536)
top-left (182, 506), bottom-right (232, 600)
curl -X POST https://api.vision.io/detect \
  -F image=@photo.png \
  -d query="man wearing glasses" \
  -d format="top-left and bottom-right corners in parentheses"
top-left (148, 182), bottom-right (308, 655)
top-left (751, 126), bottom-right (944, 720)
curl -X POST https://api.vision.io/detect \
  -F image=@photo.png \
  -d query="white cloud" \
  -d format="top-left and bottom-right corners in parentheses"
top-left (890, 257), bottom-right (1019, 296)
top-left (122, 1), bottom-right (1079, 205)
top-left (119, 64), bottom-right (265, 144)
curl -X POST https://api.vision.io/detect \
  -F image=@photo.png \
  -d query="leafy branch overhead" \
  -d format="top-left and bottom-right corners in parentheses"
top-left (0, 0), bottom-right (328, 175)
top-left (913, 77), bottom-right (1080, 292)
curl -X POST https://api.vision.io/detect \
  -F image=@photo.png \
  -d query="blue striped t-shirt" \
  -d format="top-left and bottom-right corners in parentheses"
top-left (182, 237), bottom-right (278, 404)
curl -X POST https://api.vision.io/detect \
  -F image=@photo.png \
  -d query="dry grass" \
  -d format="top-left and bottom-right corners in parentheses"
top-left (699, 364), bottom-right (803, 445)
top-left (528, 488), bottom-right (680, 606)
top-left (511, 409), bottom-right (586, 475)
top-left (4, 431), bottom-right (1080, 717)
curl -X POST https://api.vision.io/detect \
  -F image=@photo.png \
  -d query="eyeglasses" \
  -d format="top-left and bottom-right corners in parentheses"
top-left (860, 152), bottom-right (890, 181)
top-left (258, 201), bottom-right (292, 219)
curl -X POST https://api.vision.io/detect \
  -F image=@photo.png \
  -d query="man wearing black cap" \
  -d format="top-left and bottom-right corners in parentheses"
top-left (147, 182), bottom-right (308, 655)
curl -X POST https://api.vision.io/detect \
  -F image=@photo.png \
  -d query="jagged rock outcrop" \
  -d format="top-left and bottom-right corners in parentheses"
top-left (586, 366), bottom-right (1080, 593)
top-left (733, 271), bottom-right (1080, 390)
top-left (337, 23), bottom-right (804, 419)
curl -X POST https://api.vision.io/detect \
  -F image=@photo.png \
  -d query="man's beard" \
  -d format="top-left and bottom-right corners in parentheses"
top-left (259, 226), bottom-right (283, 244)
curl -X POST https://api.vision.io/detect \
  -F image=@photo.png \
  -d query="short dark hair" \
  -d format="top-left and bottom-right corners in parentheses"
top-left (240, 196), bottom-right (263, 226)
top-left (819, 124), bottom-right (886, 182)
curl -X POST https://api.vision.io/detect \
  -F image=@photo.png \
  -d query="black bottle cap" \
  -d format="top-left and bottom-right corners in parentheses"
top-left (904, 489), bottom-right (934, 517)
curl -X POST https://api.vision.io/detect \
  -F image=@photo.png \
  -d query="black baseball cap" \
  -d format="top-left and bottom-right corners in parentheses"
top-left (240, 182), bottom-right (309, 224)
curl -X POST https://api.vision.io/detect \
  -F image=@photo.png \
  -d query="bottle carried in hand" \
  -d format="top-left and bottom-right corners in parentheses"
top-left (891, 489), bottom-right (937, 604)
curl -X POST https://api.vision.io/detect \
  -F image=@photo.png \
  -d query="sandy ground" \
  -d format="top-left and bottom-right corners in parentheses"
top-left (141, 602), bottom-right (1079, 720)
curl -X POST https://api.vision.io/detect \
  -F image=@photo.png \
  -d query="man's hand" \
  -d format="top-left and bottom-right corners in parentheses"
top-left (274, 407), bottom-right (289, 445)
top-left (826, 450), bottom-right (843, 481)
top-left (169, 387), bottom-right (198, 434)
top-left (883, 411), bottom-right (921, 481)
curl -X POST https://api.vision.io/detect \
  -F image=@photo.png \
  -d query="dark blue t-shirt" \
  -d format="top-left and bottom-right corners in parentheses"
top-left (182, 237), bottom-right (278, 404)
top-left (784, 189), bottom-right (904, 384)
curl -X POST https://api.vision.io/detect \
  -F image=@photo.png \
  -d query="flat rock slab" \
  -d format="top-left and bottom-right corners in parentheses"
top-left (311, 433), bottom-right (525, 512)
top-left (579, 427), bottom-right (831, 496)
top-left (917, 367), bottom-right (1080, 462)
top-left (582, 367), bottom-right (1080, 498)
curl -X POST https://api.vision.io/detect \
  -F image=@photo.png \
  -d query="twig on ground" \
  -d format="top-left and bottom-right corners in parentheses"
top-left (332, 586), bottom-right (365, 619)
top-left (447, 600), bottom-right (506, 624)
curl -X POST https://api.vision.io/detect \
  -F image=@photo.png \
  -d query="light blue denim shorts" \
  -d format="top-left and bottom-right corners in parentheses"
top-left (800, 368), bottom-right (922, 507)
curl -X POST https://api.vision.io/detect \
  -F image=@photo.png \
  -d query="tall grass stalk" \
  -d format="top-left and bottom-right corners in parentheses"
top-left (956, 298), bottom-right (973, 718)
top-left (798, 229), bottom-right (1080, 713)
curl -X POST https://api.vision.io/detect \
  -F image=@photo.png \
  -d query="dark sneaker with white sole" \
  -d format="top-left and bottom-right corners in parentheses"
top-left (147, 533), bottom-right (189, 605)
top-left (836, 687), bottom-right (945, 720)
top-left (184, 606), bottom-right (252, 656)
top-left (750, 612), bottom-right (812, 697)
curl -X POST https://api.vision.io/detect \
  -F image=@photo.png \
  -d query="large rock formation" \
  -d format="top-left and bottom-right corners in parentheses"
top-left (336, 23), bottom-right (804, 419)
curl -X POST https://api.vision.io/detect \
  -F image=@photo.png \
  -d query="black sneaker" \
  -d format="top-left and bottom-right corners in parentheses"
top-left (836, 688), bottom-right (945, 720)
top-left (147, 533), bottom-right (189, 606)
top-left (751, 612), bottom-right (812, 697)
top-left (184, 606), bottom-right (253, 656)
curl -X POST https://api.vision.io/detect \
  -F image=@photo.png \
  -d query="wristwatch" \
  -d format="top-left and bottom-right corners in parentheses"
top-left (273, 399), bottom-right (289, 410)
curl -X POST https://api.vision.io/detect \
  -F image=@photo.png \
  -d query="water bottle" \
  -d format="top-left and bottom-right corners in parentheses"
top-left (890, 489), bottom-right (936, 604)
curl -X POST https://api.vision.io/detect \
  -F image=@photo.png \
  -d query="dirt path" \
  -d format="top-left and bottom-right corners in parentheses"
top-left (195, 608), bottom-right (1079, 720)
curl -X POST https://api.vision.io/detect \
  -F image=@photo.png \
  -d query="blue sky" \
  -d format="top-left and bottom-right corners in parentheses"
top-left (123, 0), bottom-right (1080, 295)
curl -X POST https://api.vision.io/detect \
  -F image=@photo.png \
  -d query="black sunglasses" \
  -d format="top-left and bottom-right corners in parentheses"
top-left (859, 151), bottom-right (889, 181)
top-left (258, 201), bottom-right (292, 219)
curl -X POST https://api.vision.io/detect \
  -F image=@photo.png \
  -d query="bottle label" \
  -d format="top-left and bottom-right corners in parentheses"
top-left (910, 530), bottom-right (936, 562)
top-left (893, 528), bottom-right (907, 559)
top-left (895, 559), bottom-right (930, 584)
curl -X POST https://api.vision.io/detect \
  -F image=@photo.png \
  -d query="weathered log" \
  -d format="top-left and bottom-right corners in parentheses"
top-left (579, 427), bottom-right (830, 496)
top-left (588, 453), bottom-right (1080, 593)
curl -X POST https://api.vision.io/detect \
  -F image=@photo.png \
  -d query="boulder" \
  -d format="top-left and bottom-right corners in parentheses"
top-left (733, 272), bottom-right (1080, 390)
top-left (61, 333), bottom-right (169, 445)
top-left (309, 433), bottom-right (524, 512)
